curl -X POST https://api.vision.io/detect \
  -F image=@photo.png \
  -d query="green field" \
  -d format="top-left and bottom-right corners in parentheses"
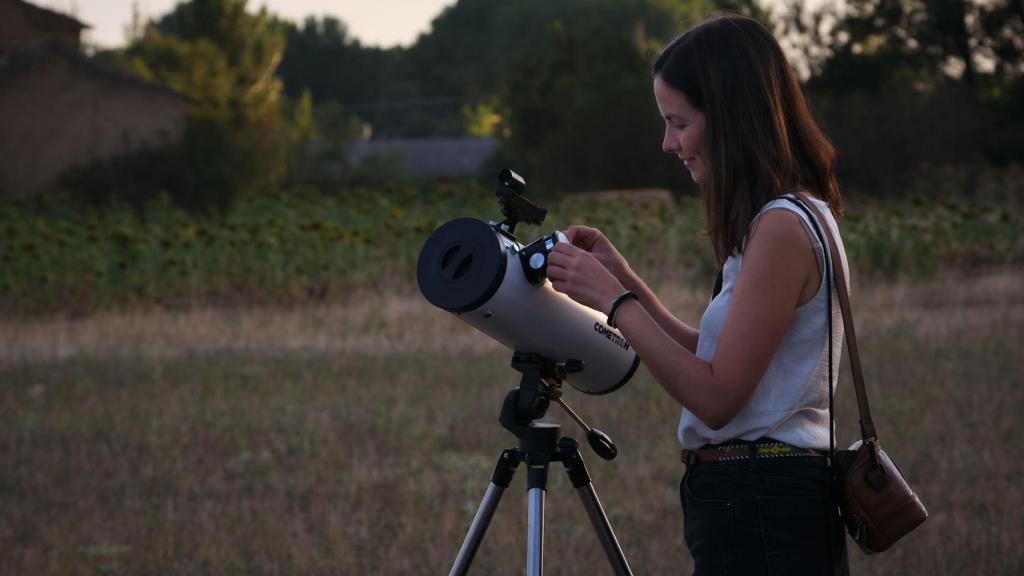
top-left (2, 183), bottom-right (1020, 315)
top-left (2, 271), bottom-right (1022, 575)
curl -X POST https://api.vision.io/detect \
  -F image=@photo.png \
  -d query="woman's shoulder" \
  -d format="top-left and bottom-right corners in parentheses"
top-left (747, 205), bottom-right (809, 247)
top-left (762, 190), bottom-right (826, 209)
top-left (756, 192), bottom-right (833, 231)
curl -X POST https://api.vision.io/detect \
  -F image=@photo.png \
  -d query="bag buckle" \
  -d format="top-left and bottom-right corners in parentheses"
top-left (863, 439), bottom-right (889, 490)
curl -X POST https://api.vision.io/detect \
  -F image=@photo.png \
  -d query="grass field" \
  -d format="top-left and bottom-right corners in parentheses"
top-left (2, 269), bottom-right (1021, 575)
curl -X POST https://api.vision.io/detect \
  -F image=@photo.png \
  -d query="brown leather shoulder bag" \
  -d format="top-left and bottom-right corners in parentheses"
top-left (784, 194), bottom-right (928, 555)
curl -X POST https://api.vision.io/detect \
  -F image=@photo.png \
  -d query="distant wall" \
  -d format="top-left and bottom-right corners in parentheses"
top-left (346, 137), bottom-right (497, 179)
top-left (0, 53), bottom-right (188, 196)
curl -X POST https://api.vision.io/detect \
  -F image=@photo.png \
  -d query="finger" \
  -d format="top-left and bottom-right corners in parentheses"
top-left (565, 225), bottom-right (598, 248)
top-left (573, 225), bottom-right (607, 248)
top-left (546, 250), bottom-right (571, 270)
top-left (551, 242), bottom-right (581, 257)
top-left (545, 262), bottom-right (566, 282)
top-left (549, 247), bottom-right (586, 269)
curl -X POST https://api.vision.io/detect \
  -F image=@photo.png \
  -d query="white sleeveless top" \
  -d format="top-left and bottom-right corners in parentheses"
top-left (677, 194), bottom-right (849, 450)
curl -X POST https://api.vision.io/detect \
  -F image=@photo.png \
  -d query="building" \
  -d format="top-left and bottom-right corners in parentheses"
top-left (0, 0), bottom-right (85, 52)
top-left (0, 0), bottom-right (190, 197)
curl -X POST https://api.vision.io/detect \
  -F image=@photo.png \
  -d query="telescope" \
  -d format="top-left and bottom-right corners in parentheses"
top-left (416, 169), bottom-right (640, 395)
top-left (417, 170), bottom-right (639, 576)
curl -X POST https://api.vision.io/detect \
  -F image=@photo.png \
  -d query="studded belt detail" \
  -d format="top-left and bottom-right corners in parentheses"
top-left (681, 441), bottom-right (824, 465)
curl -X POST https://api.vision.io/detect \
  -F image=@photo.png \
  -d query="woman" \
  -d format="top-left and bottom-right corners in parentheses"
top-left (546, 13), bottom-right (850, 576)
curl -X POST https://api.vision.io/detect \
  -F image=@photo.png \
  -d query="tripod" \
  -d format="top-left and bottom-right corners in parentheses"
top-left (449, 353), bottom-right (634, 576)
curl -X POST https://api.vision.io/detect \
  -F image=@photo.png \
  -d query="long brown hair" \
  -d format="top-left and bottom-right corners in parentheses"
top-left (653, 14), bottom-right (842, 266)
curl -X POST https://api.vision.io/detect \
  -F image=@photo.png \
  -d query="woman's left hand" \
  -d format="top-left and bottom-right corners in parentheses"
top-left (546, 242), bottom-right (625, 315)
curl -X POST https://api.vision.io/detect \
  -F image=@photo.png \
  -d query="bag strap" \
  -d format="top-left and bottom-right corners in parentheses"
top-left (779, 196), bottom-right (836, 464)
top-left (783, 194), bottom-right (878, 442)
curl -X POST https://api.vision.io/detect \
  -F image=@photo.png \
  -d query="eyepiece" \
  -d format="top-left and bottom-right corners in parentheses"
top-left (498, 168), bottom-right (526, 195)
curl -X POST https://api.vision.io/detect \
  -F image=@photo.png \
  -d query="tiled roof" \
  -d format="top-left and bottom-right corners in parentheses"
top-left (12, 0), bottom-right (89, 34)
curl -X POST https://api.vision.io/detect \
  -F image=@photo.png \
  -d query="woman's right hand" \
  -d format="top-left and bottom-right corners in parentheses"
top-left (562, 225), bottom-right (636, 290)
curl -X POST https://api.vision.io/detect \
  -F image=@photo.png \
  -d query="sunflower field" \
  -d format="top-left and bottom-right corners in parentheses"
top-left (1, 182), bottom-right (1020, 316)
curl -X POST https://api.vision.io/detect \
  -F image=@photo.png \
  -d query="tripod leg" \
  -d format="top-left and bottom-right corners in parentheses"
top-left (526, 456), bottom-right (550, 576)
top-left (559, 438), bottom-right (634, 576)
top-left (449, 450), bottom-right (519, 576)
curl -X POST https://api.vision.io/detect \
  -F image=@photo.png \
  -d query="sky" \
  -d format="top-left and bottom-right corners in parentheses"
top-left (38, 0), bottom-right (458, 49)
top-left (41, 0), bottom-right (837, 59)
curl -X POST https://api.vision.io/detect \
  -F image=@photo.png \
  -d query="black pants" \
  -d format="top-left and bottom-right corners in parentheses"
top-left (680, 454), bottom-right (849, 575)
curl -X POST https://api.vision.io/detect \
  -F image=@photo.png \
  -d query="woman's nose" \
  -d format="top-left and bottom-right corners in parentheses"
top-left (662, 130), bottom-right (678, 154)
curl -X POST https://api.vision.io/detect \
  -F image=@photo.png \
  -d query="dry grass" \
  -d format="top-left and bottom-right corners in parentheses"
top-left (0, 287), bottom-right (506, 362)
top-left (1, 270), bottom-right (1021, 575)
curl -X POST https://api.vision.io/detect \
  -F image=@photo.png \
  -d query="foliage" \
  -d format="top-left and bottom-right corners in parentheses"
top-left (58, 144), bottom-right (181, 213)
top-left (1, 177), bottom-right (1020, 316)
top-left (80, 0), bottom-right (1024, 203)
top-left (277, 16), bottom-right (398, 105)
top-left (486, 0), bottom-right (776, 193)
top-left (269, 0), bottom-right (1024, 197)
top-left (492, 16), bottom-right (678, 192)
top-left (105, 0), bottom-right (290, 209)
top-left (276, 16), bottom-right (414, 137)
top-left (461, 100), bottom-right (502, 137)
top-left (782, 0), bottom-right (1024, 85)
top-left (777, 0), bottom-right (1024, 192)
top-left (19, 0), bottom-right (1024, 212)
top-left (56, 116), bottom-right (246, 215)
top-left (274, 0), bottom-right (764, 141)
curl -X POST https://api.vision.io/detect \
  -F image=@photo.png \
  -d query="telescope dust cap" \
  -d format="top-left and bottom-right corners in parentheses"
top-left (417, 218), bottom-right (508, 313)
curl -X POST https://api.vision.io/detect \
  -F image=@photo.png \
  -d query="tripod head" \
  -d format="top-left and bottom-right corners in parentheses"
top-left (500, 352), bottom-right (618, 460)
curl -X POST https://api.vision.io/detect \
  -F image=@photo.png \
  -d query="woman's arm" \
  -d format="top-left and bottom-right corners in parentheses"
top-left (548, 210), bottom-right (817, 429)
top-left (621, 270), bottom-right (700, 353)
top-left (563, 225), bottom-right (699, 353)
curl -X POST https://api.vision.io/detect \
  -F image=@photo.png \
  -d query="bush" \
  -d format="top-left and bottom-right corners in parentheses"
top-left (58, 119), bottom-right (244, 215)
top-left (3, 176), bottom-right (1020, 317)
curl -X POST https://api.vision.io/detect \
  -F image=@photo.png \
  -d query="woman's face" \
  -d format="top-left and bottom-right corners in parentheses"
top-left (654, 76), bottom-right (707, 184)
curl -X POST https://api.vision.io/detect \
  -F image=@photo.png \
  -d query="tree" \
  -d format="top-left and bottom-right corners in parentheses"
top-left (490, 0), bottom-right (770, 192)
top-left (775, 0), bottom-right (1024, 191)
top-left (277, 16), bottom-right (398, 105)
top-left (115, 0), bottom-right (290, 209)
top-left (276, 17), bottom-right (410, 136)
